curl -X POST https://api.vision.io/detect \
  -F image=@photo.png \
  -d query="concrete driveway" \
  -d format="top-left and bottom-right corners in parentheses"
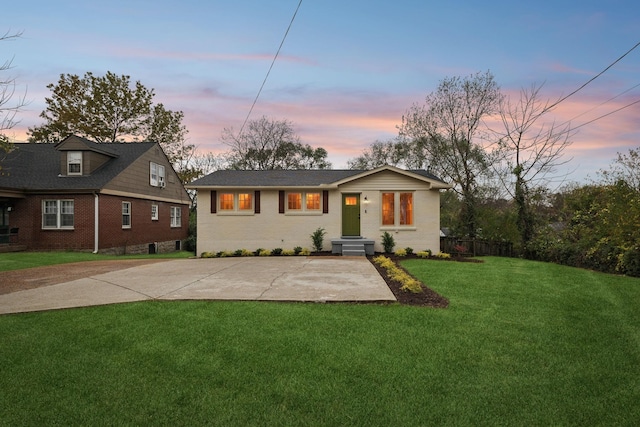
top-left (0, 257), bottom-right (396, 314)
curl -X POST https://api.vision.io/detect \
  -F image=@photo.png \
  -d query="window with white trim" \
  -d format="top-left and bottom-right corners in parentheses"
top-left (150, 162), bottom-right (166, 187)
top-left (287, 192), bottom-right (321, 212)
top-left (381, 192), bottom-right (414, 227)
top-left (42, 200), bottom-right (74, 229)
top-left (170, 206), bottom-right (182, 227)
top-left (67, 152), bottom-right (82, 175)
top-left (151, 204), bottom-right (158, 220)
top-left (122, 202), bottom-right (131, 228)
top-left (219, 192), bottom-right (252, 212)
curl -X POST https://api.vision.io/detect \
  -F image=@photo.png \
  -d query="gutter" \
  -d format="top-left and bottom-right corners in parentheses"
top-left (93, 192), bottom-right (99, 253)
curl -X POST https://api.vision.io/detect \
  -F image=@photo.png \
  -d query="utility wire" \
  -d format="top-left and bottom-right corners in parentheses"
top-left (546, 40), bottom-right (640, 111)
top-left (559, 82), bottom-right (640, 127)
top-left (238, 0), bottom-right (303, 136)
top-left (572, 97), bottom-right (640, 131)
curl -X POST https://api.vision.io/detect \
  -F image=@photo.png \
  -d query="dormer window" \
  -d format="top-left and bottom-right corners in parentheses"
top-left (67, 152), bottom-right (82, 175)
top-left (150, 162), bottom-right (166, 187)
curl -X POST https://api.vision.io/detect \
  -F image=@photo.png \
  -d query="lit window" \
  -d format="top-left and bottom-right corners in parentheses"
top-left (288, 193), bottom-right (302, 210)
top-left (150, 162), bottom-right (166, 187)
top-left (382, 193), bottom-right (394, 225)
top-left (238, 193), bottom-right (252, 210)
top-left (151, 204), bottom-right (158, 220)
top-left (381, 192), bottom-right (414, 227)
top-left (400, 193), bottom-right (413, 225)
top-left (219, 193), bottom-right (234, 210)
top-left (170, 206), bottom-right (182, 227)
top-left (344, 196), bottom-right (357, 206)
top-left (67, 152), bottom-right (82, 175)
top-left (42, 200), bottom-right (74, 229)
top-left (122, 202), bottom-right (131, 228)
top-left (306, 193), bottom-right (320, 210)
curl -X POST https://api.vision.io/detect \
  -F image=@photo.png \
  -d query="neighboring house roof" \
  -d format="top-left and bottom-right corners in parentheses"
top-left (188, 165), bottom-right (450, 189)
top-left (1, 139), bottom-right (154, 192)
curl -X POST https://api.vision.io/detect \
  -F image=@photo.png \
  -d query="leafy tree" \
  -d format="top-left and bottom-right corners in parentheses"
top-left (400, 71), bottom-right (502, 237)
top-left (1, 30), bottom-right (27, 153)
top-left (347, 139), bottom-right (406, 169)
top-left (495, 83), bottom-right (573, 248)
top-left (222, 116), bottom-right (331, 170)
top-left (597, 146), bottom-right (640, 191)
top-left (27, 71), bottom-right (196, 182)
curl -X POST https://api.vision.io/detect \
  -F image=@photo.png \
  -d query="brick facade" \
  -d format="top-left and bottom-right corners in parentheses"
top-left (9, 193), bottom-right (188, 253)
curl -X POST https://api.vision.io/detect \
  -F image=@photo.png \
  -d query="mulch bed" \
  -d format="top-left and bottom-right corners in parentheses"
top-left (365, 255), bottom-right (448, 308)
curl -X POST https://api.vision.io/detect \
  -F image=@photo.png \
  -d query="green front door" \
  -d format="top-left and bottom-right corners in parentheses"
top-left (342, 194), bottom-right (360, 237)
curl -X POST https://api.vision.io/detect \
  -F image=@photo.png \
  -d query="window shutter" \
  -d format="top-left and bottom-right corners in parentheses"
top-left (279, 190), bottom-right (285, 214)
top-left (254, 191), bottom-right (261, 214)
top-left (210, 190), bottom-right (217, 213)
top-left (322, 190), bottom-right (329, 214)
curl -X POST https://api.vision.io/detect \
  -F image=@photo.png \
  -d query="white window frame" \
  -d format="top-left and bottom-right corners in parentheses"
top-left (67, 152), bottom-right (82, 175)
top-left (286, 191), bottom-right (322, 215)
top-left (217, 192), bottom-right (254, 215)
top-left (380, 191), bottom-right (415, 229)
top-left (42, 199), bottom-right (74, 229)
top-left (170, 206), bottom-right (182, 228)
top-left (150, 162), bottom-right (166, 187)
top-left (122, 202), bottom-right (132, 229)
top-left (151, 204), bottom-right (159, 221)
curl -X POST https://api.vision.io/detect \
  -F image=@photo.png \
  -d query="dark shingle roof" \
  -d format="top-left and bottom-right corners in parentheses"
top-left (188, 168), bottom-right (447, 187)
top-left (0, 141), bottom-right (155, 191)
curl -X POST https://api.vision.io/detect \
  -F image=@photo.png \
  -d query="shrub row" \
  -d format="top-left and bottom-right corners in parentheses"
top-left (373, 255), bottom-right (423, 294)
top-left (201, 247), bottom-right (311, 258)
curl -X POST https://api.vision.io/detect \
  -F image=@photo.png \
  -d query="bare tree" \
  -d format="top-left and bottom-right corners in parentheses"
top-left (400, 71), bottom-right (502, 237)
top-left (1, 30), bottom-right (27, 153)
top-left (222, 116), bottom-right (331, 170)
top-left (495, 83), bottom-right (573, 246)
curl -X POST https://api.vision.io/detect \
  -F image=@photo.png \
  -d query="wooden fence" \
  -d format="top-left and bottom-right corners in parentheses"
top-left (440, 237), bottom-right (514, 257)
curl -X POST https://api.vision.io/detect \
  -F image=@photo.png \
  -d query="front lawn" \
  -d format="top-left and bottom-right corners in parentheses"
top-left (0, 257), bottom-right (638, 425)
top-left (0, 250), bottom-right (193, 272)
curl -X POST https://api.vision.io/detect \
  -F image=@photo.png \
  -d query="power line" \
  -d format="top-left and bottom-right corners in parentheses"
top-left (559, 82), bottom-right (640, 127)
top-left (546, 40), bottom-right (640, 111)
top-left (572, 97), bottom-right (640, 131)
top-left (238, 0), bottom-right (303, 136)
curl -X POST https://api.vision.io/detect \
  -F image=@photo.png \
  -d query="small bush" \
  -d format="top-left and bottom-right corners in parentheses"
top-left (299, 248), bottom-right (311, 256)
top-left (394, 248), bottom-right (407, 257)
top-left (381, 231), bottom-right (395, 253)
top-left (405, 247), bottom-right (414, 255)
top-left (201, 251), bottom-right (215, 258)
top-left (258, 249), bottom-right (272, 257)
top-left (272, 248), bottom-right (283, 256)
top-left (253, 248), bottom-right (263, 256)
top-left (294, 246), bottom-right (303, 255)
top-left (220, 251), bottom-right (235, 258)
top-left (310, 227), bottom-right (327, 252)
top-left (282, 249), bottom-right (296, 256)
top-left (435, 252), bottom-right (451, 259)
top-left (416, 251), bottom-right (430, 258)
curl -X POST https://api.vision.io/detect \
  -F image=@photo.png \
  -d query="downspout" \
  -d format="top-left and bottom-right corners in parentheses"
top-left (93, 192), bottom-right (99, 253)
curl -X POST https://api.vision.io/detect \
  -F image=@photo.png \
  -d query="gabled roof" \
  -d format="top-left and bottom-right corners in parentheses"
top-left (0, 140), bottom-right (155, 192)
top-left (187, 165), bottom-right (450, 189)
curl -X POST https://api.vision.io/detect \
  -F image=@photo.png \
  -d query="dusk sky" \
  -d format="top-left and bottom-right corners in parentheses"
top-left (4, 0), bottom-right (640, 183)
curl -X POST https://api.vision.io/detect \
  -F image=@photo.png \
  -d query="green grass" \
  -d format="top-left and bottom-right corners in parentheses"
top-left (0, 250), bottom-right (193, 271)
top-left (1, 257), bottom-right (639, 425)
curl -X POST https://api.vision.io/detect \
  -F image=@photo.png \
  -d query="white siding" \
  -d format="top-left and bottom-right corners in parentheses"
top-left (196, 169), bottom-right (444, 255)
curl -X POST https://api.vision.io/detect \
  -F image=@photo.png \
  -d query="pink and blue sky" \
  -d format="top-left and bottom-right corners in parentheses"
top-left (4, 0), bottom-right (640, 182)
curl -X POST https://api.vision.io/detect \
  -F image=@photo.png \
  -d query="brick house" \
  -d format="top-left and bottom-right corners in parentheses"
top-left (0, 135), bottom-right (191, 254)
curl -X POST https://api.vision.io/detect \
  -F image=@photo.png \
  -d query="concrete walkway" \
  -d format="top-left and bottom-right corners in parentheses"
top-left (0, 257), bottom-right (396, 315)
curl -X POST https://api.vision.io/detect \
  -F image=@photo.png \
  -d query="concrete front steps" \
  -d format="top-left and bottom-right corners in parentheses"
top-left (330, 237), bottom-right (375, 257)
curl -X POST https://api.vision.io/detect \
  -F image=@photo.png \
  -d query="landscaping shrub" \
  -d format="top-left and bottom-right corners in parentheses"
top-left (310, 227), bottom-right (327, 252)
top-left (416, 251), bottom-right (431, 259)
top-left (258, 249), bottom-right (271, 257)
top-left (272, 248), bottom-right (283, 256)
top-left (373, 255), bottom-right (423, 294)
top-left (394, 248), bottom-right (407, 257)
top-left (299, 248), bottom-right (311, 256)
top-left (294, 246), bottom-right (303, 255)
top-left (282, 249), bottom-right (296, 256)
top-left (435, 252), bottom-right (451, 259)
top-left (381, 231), bottom-right (395, 253)
top-left (405, 247), bottom-right (414, 255)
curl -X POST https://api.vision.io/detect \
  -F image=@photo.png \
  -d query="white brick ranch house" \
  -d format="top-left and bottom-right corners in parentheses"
top-left (187, 165), bottom-right (451, 256)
